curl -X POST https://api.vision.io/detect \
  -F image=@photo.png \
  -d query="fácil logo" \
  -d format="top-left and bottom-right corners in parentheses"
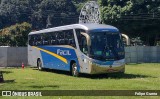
top-left (57, 49), bottom-right (71, 56)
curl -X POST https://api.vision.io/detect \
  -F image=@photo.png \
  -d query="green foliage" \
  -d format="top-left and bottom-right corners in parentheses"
top-left (0, 0), bottom-right (34, 28)
top-left (0, 0), bottom-right (78, 46)
top-left (0, 0), bottom-right (78, 29)
top-left (99, 0), bottom-right (160, 46)
top-left (0, 0), bottom-right (160, 46)
top-left (100, 0), bottom-right (133, 23)
top-left (0, 22), bottom-right (32, 46)
top-left (72, 0), bottom-right (89, 13)
top-left (35, 0), bottom-right (78, 28)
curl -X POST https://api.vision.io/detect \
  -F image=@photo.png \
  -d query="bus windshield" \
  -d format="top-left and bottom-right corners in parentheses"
top-left (89, 31), bottom-right (124, 61)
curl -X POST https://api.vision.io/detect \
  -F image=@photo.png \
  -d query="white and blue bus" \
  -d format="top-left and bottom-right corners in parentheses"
top-left (28, 23), bottom-right (125, 76)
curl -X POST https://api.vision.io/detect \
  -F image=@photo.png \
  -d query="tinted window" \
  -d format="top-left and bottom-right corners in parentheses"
top-left (35, 34), bottom-right (42, 46)
top-left (29, 34), bottom-right (42, 46)
top-left (50, 32), bottom-right (57, 45)
top-left (75, 29), bottom-right (87, 54)
top-left (89, 31), bottom-right (124, 61)
top-left (29, 29), bottom-right (76, 47)
top-left (42, 33), bottom-right (49, 45)
top-left (29, 35), bottom-right (34, 46)
top-left (57, 31), bottom-right (65, 45)
top-left (65, 30), bottom-right (76, 48)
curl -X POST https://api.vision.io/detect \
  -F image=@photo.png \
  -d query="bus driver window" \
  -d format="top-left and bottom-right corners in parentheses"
top-left (76, 29), bottom-right (88, 55)
top-left (81, 36), bottom-right (88, 55)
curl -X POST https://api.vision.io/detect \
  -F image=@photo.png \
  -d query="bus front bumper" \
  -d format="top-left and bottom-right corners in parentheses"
top-left (90, 63), bottom-right (125, 74)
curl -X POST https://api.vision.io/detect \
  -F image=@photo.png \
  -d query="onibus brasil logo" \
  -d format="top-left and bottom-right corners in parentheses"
top-left (2, 91), bottom-right (42, 96)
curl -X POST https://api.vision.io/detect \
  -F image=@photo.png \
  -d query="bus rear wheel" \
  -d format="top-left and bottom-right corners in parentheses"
top-left (37, 59), bottom-right (42, 71)
top-left (71, 62), bottom-right (79, 77)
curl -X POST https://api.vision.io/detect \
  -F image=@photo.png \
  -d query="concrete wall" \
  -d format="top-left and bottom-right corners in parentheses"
top-left (0, 47), bottom-right (8, 67)
top-left (0, 47), bottom-right (27, 67)
top-left (0, 46), bottom-right (160, 67)
top-left (125, 46), bottom-right (160, 63)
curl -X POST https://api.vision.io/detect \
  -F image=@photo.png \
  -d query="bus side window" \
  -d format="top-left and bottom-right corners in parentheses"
top-left (33, 35), bottom-right (36, 46)
top-left (33, 35), bottom-right (38, 46)
top-left (42, 33), bottom-right (49, 45)
top-left (80, 36), bottom-right (88, 55)
top-left (29, 35), bottom-right (34, 46)
top-left (64, 31), bottom-right (69, 45)
top-left (61, 31), bottom-right (65, 45)
top-left (75, 29), bottom-right (87, 54)
top-left (57, 31), bottom-right (65, 45)
top-left (50, 32), bottom-right (57, 45)
top-left (65, 30), bottom-right (76, 48)
top-left (35, 34), bottom-right (42, 46)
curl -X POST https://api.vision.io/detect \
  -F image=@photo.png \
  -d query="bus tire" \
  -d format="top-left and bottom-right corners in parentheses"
top-left (37, 59), bottom-right (42, 71)
top-left (71, 62), bottom-right (79, 77)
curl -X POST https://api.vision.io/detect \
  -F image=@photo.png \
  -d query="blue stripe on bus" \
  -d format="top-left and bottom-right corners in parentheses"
top-left (38, 46), bottom-right (80, 72)
top-left (33, 46), bottom-right (68, 64)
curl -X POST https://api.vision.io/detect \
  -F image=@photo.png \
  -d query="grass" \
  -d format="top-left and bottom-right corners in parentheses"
top-left (0, 63), bottom-right (160, 99)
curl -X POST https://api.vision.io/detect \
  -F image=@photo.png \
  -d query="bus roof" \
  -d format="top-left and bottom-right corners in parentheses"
top-left (29, 23), bottom-right (118, 35)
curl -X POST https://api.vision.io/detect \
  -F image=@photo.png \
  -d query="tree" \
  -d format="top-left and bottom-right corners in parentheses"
top-left (0, 22), bottom-right (32, 46)
top-left (0, 0), bottom-right (78, 30)
top-left (99, 0), bottom-right (133, 23)
top-left (99, 0), bottom-right (160, 46)
top-left (0, 0), bottom-right (33, 28)
top-left (33, 0), bottom-right (78, 28)
top-left (72, 0), bottom-right (89, 12)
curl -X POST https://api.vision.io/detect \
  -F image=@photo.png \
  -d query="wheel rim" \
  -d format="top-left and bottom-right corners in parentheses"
top-left (72, 63), bottom-right (78, 76)
top-left (38, 60), bottom-right (42, 70)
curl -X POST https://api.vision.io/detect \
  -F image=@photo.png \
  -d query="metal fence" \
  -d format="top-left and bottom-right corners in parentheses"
top-left (0, 46), bottom-right (160, 67)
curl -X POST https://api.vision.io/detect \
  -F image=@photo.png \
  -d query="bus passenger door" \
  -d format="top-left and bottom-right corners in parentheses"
top-left (79, 34), bottom-right (90, 73)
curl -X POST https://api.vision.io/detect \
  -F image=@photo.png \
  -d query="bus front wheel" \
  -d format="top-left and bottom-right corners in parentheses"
top-left (71, 62), bottom-right (79, 77)
top-left (37, 59), bottom-right (42, 71)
